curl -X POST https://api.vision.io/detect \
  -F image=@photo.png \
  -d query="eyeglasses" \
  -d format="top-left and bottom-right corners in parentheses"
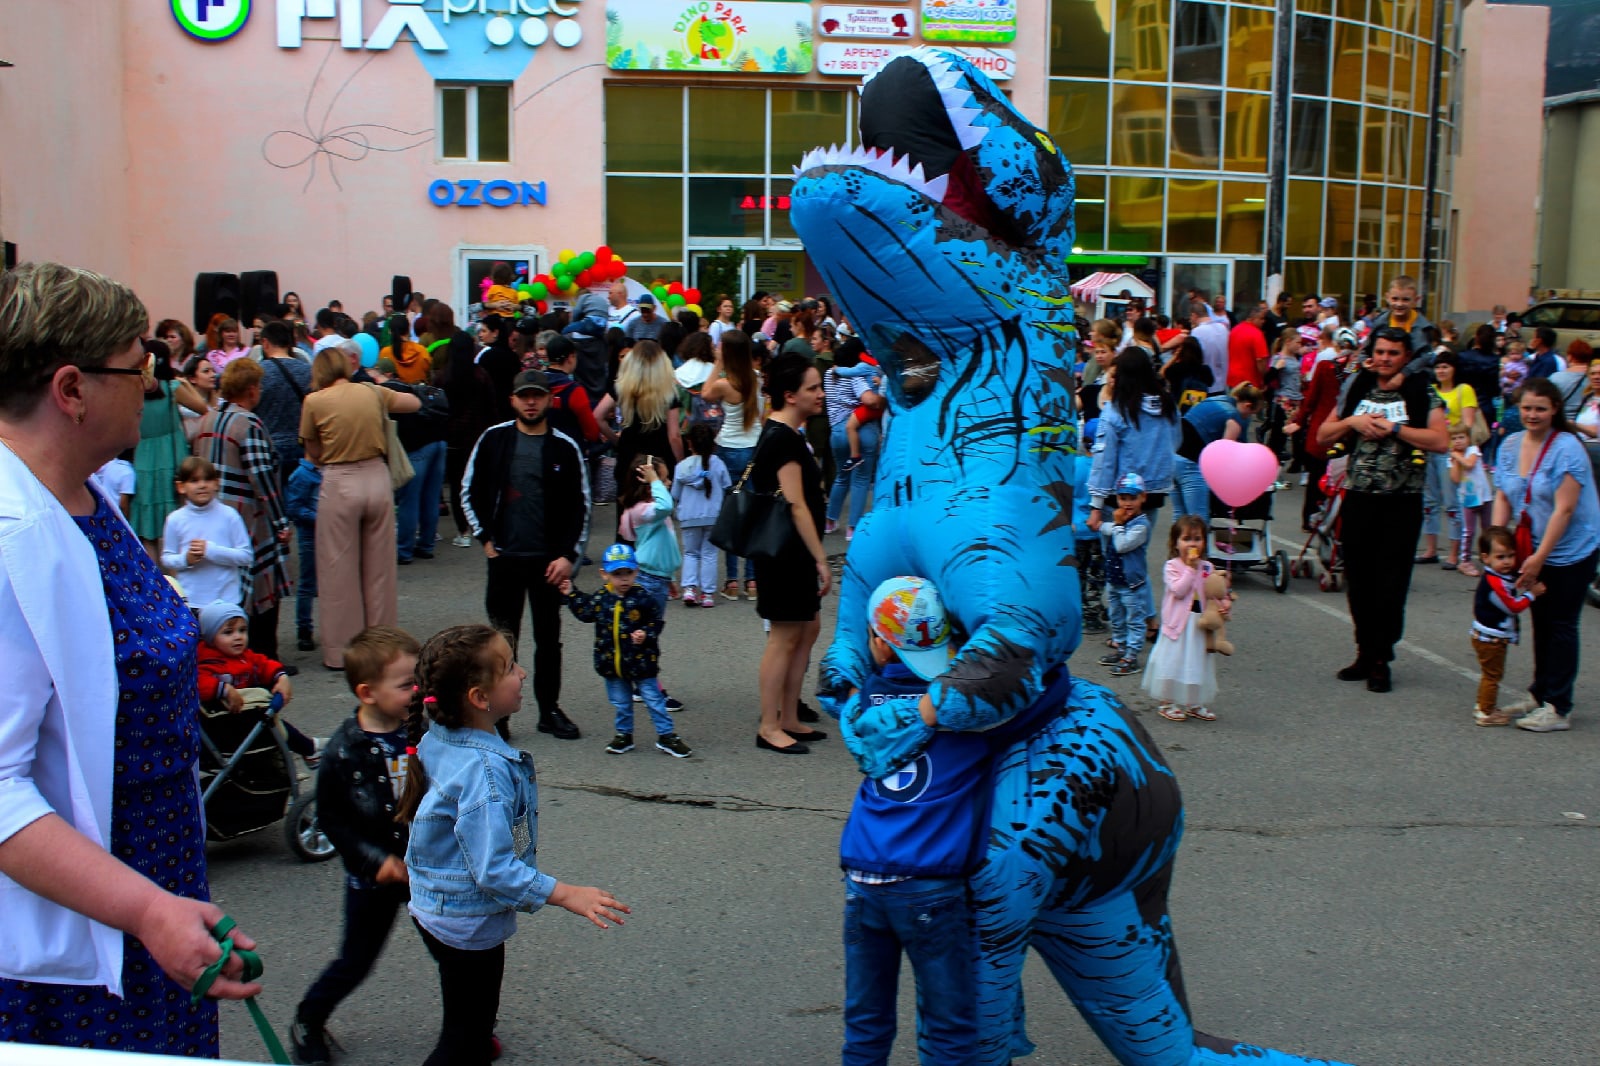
top-left (82, 354), bottom-right (156, 385)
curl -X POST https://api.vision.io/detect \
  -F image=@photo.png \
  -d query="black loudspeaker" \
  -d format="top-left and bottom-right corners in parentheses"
top-left (194, 272), bottom-right (241, 332)
top-left (240, 270), bottom-right (280, 325)
top-left (391, 275), bottom-right (413, 315)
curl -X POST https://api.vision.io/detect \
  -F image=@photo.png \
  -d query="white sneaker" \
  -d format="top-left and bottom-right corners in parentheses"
top-left (452, 534), bottom-right (472, 548)
top-left (1514, 704), bottom-right (1570, 732)
top-left (1501, 694), bottom-right (1540, 717)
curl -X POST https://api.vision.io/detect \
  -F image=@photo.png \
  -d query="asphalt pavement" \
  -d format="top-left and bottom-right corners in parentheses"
top-left (211, 489), bottom-right (1600, 1066)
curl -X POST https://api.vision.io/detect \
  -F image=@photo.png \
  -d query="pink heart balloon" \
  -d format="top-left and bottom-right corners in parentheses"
top-left (1198, 439), bottom-right (1279, 508)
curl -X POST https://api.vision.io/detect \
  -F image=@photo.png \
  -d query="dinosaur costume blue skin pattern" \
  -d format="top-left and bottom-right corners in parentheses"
top-left (790, 49), bottom-right (1353, 1066)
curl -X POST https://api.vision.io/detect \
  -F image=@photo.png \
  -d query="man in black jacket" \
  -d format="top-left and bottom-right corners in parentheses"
top-left (462, 369), bottom-right (590, 738)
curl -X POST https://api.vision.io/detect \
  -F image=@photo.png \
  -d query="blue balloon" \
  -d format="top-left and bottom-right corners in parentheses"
top-left (355, 332), bottom-right (380, 368)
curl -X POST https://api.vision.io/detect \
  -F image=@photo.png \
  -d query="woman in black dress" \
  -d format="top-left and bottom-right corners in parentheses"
top-left (750, 353), bottom-right (832, 754)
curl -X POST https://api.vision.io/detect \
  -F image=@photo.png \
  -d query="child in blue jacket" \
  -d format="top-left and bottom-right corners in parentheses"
top-left (284, 457), bottom-right (322, 652)
top-left (1098, 471), bottom-right (1154, 676)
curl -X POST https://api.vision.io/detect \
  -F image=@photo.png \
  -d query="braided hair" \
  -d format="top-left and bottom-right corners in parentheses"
top-left (394, 624), bottom-right (510, 823)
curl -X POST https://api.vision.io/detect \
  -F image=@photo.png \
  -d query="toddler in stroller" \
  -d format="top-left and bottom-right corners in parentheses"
top-left (196, 601), bottom-right (324, 766)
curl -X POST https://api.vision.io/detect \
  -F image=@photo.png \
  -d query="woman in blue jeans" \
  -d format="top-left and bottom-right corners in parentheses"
top-left (374, 360), bottom-right (448, 563)
top-left (703, 330), bottom-right (765, 598)
top-left (1490, 379), bottom-right (1600, 732)
top-left (1172, 384), bottom-right (1263, 518)
top-left (824, 338), bottom-right (883, 537)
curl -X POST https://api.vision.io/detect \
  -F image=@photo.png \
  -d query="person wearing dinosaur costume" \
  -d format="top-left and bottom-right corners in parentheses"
top-left (791, 48), bottom-right (1354, 1066)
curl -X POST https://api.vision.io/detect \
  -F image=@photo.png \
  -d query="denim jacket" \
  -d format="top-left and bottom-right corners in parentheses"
top-left (405, 722), bottom-right (557, 918)
top-left (1087, 396), bottom-right (1179, 509)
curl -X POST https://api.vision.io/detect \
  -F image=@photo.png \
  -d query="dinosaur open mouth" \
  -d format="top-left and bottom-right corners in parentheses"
top-left (795, 53), bottom-right (1013, 241)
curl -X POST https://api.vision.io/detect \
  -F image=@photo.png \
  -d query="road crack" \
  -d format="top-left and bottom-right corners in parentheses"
top-left (1191, 819), bottom-right (1598, 838)
top-left (575, 1022), bottom-right (674, 1064)
top-left (546, 781), bottom-right (848, 821)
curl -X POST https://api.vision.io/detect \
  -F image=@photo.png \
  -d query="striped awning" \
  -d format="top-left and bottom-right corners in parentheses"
top-left (1069, 271), bottom-right (1144, 304)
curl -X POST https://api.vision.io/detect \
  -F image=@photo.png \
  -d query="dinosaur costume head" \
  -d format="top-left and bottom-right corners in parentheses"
top-left (791, 48), bottom-right (1084, 735)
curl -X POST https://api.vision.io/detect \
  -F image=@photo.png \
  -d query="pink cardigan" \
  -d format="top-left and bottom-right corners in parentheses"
top-left (1159, 557), bottom-right (1213, 641)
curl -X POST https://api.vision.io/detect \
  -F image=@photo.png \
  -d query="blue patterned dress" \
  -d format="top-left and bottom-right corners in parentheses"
top-left (0, 491), bottom-right (219, 1055)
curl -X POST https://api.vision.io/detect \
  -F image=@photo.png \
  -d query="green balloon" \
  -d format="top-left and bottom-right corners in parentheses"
top-left (667, 293), bottom-right (687, 308)
top-left (652, 285), bottom-right (669, 300)
top-left (577, 251), bottom-right (596, 270)
top-left (528, 282), bottom-right (549, 301)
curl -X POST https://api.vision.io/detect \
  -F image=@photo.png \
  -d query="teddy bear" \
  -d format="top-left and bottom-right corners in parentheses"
top-left (1196, 571), bottom-right (1235, 655)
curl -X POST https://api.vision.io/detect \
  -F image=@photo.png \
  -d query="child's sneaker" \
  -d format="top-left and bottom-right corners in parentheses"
top-left (605, 732), bottom-right (634, 754)
top-left (1096, 651), bottom-right (1124, 666)
top-left (288, 1020), bottom-right (331, 1064)
top-left (699, 592), bottom-right (716, 608)
top-left (1473, 705), bottom-right (1514, 727)
top-left (665, 695), bottom-right (685, 712)
top-left (1108, 657), bottom-right (1140, 676)
top-left (681, 587), bottom-right (698, 606)
top-left (655, 733), bottom-right (693, 758)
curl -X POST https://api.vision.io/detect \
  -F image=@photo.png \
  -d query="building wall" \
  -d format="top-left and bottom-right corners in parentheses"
top-left (0, 2), bottom-right (133, 279)
top-left (1451, 0), bottom-right (1547, 313)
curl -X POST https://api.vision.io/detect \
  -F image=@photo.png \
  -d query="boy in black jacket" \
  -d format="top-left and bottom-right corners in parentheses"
top-left (290, 626), bottom-right (421, 1064)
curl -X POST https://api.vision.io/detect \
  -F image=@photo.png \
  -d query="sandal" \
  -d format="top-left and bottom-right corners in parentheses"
top-left (1457, 562), bottom-right (1481, 577)
top-left (720, 581), bottom-right (741, 601)
top-left (1187, 706), bottom-right (1217, 722)
top-left (1158, 704), bottom-right (1188, 722)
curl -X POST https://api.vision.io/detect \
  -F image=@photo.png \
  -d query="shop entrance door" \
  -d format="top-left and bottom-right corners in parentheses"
top-left (688, 250), bottom-right (810, 308)
top-left (1167, 258), bottom-right (1232, 320)
top-left (689, 252), bottom-right (755, 307)
top-left (455, 244), bottom-right (544, 320)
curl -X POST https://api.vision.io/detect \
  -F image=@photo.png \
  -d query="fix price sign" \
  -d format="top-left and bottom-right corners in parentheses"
top-left (172, 0), bottom-right (251, 41)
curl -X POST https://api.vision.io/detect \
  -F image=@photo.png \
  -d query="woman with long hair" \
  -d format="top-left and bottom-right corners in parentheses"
top-left (203, 314), bottom-right (248, 373)
top-left (703, 330), bottom-right (764, 599)
top-left (615, 339), bottom-right (683, 477)
top-left (128, 338), bottom-right (208, 556)
top-left (282, 291), bottom-right (306, 322)
top-left (154, 319), bottom-right (196, 372)
top-left (298, 346), bottom-right (421, 669)
top-left (1088, 347), bottom-right (1179, 528)
top-left (750, 353), bottom-right (832, 754)
top-left (385, 313), bottom-right (431, 384)
top-left (709, 295), bottom-right (738, 351)
top-left (1489, 378), bottom-right (1600, 731)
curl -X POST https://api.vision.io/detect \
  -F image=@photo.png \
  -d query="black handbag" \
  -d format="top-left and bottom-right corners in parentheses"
top-left (710, 435), bottom-right (798, 561)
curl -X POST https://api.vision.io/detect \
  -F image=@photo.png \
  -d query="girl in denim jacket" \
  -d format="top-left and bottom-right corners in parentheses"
top-left (398, 624), bottom-right (630, 1064)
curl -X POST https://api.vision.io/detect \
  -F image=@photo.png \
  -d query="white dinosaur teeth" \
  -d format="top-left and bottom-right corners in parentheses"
top-left (792, 141), bottom-right (950, 203)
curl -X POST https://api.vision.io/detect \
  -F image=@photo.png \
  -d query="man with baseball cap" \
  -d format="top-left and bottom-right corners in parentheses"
top-left (623, 292), bottom-right (663, 343)
top-left (462, 368), bottom-right (591, 739)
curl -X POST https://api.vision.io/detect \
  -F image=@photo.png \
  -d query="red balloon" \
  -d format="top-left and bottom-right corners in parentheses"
top-left (611, 261), bottom-right (628, 280)
top-left (596, 245), bottom-right (613, 261)
top-left (685, 288), bottom-right (702, 305)
top-left (536, 300), bottom-right (548, 314)
top-left (668, 281), bottom-right (685, 296)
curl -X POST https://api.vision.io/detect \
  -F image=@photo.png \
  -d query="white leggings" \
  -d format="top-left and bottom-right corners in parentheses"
top-left (680, 526), bottom-right (719, 593)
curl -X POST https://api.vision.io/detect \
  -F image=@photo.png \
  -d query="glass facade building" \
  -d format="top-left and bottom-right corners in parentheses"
top-left (1049, 0), bottom-right (1460, 314)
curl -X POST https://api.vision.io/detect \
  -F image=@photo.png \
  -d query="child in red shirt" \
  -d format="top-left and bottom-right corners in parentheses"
top-left (196, 600), bottom-right (324, 764)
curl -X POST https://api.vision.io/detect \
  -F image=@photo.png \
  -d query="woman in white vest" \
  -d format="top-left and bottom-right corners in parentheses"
top-left (0, 263), bottom-right (262, 1053)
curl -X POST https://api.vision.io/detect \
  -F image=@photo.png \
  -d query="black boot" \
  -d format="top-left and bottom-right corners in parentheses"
top-left (1366, 661), bottom-right (1392, 693)
top-left (1335, 655), bottom-right (1371, 681)
top-left (537, 707), bottom-right (580, 740)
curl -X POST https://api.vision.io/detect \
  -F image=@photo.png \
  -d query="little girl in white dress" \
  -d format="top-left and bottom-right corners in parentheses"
top-left (1144, 515), bottom-right (1220, 721)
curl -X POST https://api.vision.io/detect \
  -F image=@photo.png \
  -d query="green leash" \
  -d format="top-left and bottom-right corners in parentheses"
top-left (190, 915), bottom-right (291, 1065)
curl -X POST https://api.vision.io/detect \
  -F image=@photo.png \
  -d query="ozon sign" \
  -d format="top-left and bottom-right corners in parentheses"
top-left (275, 0), bottom-right (583, 52)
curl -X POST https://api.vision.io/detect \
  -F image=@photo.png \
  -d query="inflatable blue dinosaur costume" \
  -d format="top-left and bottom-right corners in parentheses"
top-left (790, 49), bottom-right (1352, 1066)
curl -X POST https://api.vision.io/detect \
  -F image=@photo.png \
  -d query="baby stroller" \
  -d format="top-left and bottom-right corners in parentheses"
top-left (1206, 486), bottom-right (1290, 592)
top-left (1289, 457), bottom-right (1347, 592)
top-left (200, 691), bottom-right (335, 863)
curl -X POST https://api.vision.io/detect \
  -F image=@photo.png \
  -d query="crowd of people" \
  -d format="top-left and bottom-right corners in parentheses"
top-left (3, 258), bottom-right (1597, 1065)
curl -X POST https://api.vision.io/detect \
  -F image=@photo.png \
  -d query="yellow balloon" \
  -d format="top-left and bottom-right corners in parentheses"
top-left (559, 249), bottom-right (576, 264)
top-left (685, 304), bottom-right (702, 317)
top-left (612, 254), bottom-right (623, 262)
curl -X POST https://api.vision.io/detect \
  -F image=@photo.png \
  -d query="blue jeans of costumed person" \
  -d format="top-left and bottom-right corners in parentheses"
top-left (295, 521), bottom-right (317, 636)
top-left (394, 439), bottom-right (448, 562)
top-left (717, 444), bottom-right (756, 588)
top-left (1170, 455), bottom-right (1211, 519)
top-left (605, 676), bottom-right (674, 737)
top-left (842, 876), bottom-right (977, 1066)
top-left (827, 418), bottom-right (881, 530)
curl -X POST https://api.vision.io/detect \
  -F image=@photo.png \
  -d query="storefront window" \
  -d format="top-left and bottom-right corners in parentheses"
top-left (1114, 0), bottom-right (1170, 81)
top-left (1386, 114), bottom-right (1410, 182)
top-left (1285, 179), bottom-right (1322, 257)
top-left (1404, 190), bottom-right (1423, 259)
top-left (1227, 6), bottom-right (1275, 92)
top-left (1051, 0), bottom-right (1112, 78)
top-left (1107, 175), bottom-right (1164, 251)
top-left (1172, 1), bottom-right (1224, 85)
top-left (770, 90), bottom-right (848, 173)
top-left (1167, 177), bottom-right (1218, 253)
top-left (1284, 260), bottom-right (1319, 304)
top-left (1289, 99), bottom-right (1327, 176)
top-left (1171, 88), bottom-right (1221, 170)
top-left (1113, 84), bottom-right (1169, 167)
top-left (1338, 0), bottom-right (1367, 20)
top-left (1049, 80), bottom-right (1109, 166)
top-left (1328, 101), bottom-right (1360, 178)
top-left (1365, 29), bottom-right (1393, 105)
top-left (1358, 183), bottom-right (1384, 256)
top-left (689, 178), bottom-right (766, 240)
top-left (1220, 180), bottom-right (1266, 254)
top-left (606, 177), bottom-right (683, 264)
top-left (1323, 182), bottom-right (1356, 257)
top-left (606, 87), bottom-right (683, 172)
top-left (770, 178), bottom-right (799, 242)
top-left (440, 87), bottom-right (467, 160)
top-left (688, 89), bottom-right (765, 174)
top-left (1224, 91), bottom-right (1269, 172)
top-left (1331, 21), bottom-right (1363, 102)
top-left (1385, 185), bottom-right (1405, 258)
top-left (1074, 173), bottom-right (1107, 250)
top-left (1292, 15), bottom-right (1331, 96)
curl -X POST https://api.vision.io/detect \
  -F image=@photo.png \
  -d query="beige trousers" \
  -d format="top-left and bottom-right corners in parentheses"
top-left (317, 458), bottom-right (397, 668)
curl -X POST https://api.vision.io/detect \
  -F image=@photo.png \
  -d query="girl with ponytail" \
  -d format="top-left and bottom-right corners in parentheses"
top-left (399, 624), bottom-right (630, 1064)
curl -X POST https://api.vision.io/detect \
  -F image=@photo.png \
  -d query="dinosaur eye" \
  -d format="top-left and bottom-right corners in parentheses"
top-left (1035, 131), bottom-right (1058, 156)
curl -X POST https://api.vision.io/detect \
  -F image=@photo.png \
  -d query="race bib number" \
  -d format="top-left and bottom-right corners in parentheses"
top-left (1353, 398), bottom-right (1408, 424)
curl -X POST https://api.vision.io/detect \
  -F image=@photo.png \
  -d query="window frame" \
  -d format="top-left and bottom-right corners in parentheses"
top-left (436, 82), bottom-right (513, 164)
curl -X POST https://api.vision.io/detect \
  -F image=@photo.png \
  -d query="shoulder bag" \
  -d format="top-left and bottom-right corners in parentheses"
top-left (710, 430), bottom-right (799, 561)
top-left (371, 384), bottom-right (414, 490)
top-left (1513, 433), bottom-right (1556, 566)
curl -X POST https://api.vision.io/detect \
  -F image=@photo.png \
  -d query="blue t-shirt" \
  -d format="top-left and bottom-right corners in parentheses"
top-left (1494, 431), bottom-right (1600, 566)
top-left (1184, 396), bottom-right (1246, 447)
